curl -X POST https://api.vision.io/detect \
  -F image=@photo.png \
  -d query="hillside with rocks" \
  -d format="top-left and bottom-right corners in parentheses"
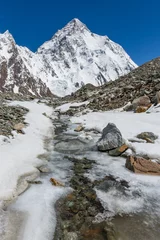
top-left (64, 57), bottom-right (160, 112)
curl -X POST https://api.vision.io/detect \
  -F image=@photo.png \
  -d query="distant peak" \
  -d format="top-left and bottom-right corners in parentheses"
top-left (0, 30), bottom-right (14, 41)
top-left (67, 18), bottom-right (88, 29)
top-left (70, 18), bottom-right (83, 25)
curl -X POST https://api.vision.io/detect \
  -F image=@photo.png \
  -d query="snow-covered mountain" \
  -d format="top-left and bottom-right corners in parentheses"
top-left (0, 18), bottom-right (137, 97)
top-left (0, 31), bottom-right (52, 97)
top-left (37, 18), bottom-right (137, 96)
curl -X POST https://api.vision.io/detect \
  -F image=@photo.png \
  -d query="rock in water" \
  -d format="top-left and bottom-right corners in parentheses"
top-left (126, 156), bottom-right (160, 175)
top-left (97, 123), bottom-right (123, 151)
top-left (50, 178), bottom-right (64, 187)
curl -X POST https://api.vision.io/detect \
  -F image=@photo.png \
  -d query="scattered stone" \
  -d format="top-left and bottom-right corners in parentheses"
top-left (70, 104), bottom-right (86, 109)
top-left (54, 157), bottom-right (104, 239)
top-left (50, 178), bottom-right (64, 187)
top-left (64, 232), bottom-right (78, 240)
top-left (136, 132), bottom-right (158, 143)
top-left (135, 106), bottom-right (148, 113)
top-left (128, 138), bottom-right (146, 143)
top-left (28, 180), bottom-right (42, 184)
top-left (109, 144), bottom-right (128, 156)
top-left (97, 123), bottom-right (123, 151)
top-left (13, 123), bottom-right (25, 131)
top-left (0, 104), bottom-right (29, 136)
top-left (156, 91), bottom-right (160, 103)
top-left (74, 125), bottom-right (84, 132)
top-left (123, 102), bottom-right (133, 111)
top-left (126, 156), bottom-right (160, 175)
top-left (132, 95), bottom-right (151, 110)
top-left (38, 165), bottom-right (51, 173)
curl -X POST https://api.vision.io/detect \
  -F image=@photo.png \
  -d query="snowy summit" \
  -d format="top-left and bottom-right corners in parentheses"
top-left (0, 18), bottom-right (137, 97)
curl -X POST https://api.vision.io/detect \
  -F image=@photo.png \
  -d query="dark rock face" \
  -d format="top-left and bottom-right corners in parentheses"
top-left (67, 58), bottom-right (160, 111)
top-left (97, 123), bottom-right (123, 151)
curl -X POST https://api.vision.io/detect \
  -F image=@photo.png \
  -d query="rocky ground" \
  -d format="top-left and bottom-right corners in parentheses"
top-left (0, 93), bottom-right (31, 136)
top-left (0, 93), bottom-right (60, 136)
top-left (63, 57), bottom-right (160, 112)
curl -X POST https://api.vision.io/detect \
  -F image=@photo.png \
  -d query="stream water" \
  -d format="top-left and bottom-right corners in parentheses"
top-left (1, 116), bottom-right (160, 240)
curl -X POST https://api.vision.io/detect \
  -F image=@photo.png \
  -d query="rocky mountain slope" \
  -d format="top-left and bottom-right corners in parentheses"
top-left (0, 31), bottom-right (52, 97)
top-left (0, 19), bottom-right (137, 97)
top-left (37, 18), bottom-right (137, 96)
top-left (65, 57), bottom-right (160, 111)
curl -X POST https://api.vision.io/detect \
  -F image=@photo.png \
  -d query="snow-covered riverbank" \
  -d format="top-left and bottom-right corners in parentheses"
top-left (71, 110), bottom-right (160, 159)
top-left (0, 101), bottom-right (53, 205)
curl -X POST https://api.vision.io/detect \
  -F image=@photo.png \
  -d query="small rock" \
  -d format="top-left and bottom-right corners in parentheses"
top-left (74, 125), bottom-right (84, 132)
top-left (125, 156), bottom-right (160, 175)
top-left (38, 165), bottom-right (51, 173)
top-left (13, 123), bottom-right (25, 131)
top-left (109, 144), bottom-right (128, 156)
top-left (28, 180), bottom-right (42, 184)
top-left (135, 106), bottom-right (149, 113)
top-left (64, 232), bottom-right (78, 240)
top-left (97, 123), bottom-right (123, 151)
top-left (156, 91), bottom-right (160, 103)
top-left (50, 177), bottom-right (64, 187)
top-left (137, 132), bottom-right (158, 143)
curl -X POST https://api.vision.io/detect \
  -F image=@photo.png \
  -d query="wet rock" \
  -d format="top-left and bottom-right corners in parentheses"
top-left (97, 123), bottom-right (123, 151)
top-left (54, 157), bottom-right (104, 239)
top-left (96, 175), bottom-right (129, 194)
top-left (126, 156), bottom-right (160, 175)
top-left (38, 165), bottom-right (51, 173)
top-left (74, 125), bottom-right (84, 132)
top-left (50, 178), bottom-right (64, 186)
top-left (64, 232), bottom-right (78, 240)
top-left (136, 132), bottom-right (158, 143)
top-left (104, 222), bottom-right (121, 240)
top-left (109, 144), bottom-right (128, 156)
top-left (132, 95), bottom-right (151, 110)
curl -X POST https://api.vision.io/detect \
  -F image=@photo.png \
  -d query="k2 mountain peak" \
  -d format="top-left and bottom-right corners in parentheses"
top-left (0, 18), bottom-right (137, 97)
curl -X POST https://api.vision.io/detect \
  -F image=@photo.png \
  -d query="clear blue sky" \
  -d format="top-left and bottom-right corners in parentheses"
top-left (0, 0), bottom-right (160, 65)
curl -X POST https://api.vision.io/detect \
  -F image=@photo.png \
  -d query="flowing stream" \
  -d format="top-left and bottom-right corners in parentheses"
top-left (1, 115), bottom-right (160, 240)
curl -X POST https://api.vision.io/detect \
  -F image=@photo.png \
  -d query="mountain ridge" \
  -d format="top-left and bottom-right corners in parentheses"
top-left (0, 18), bottom-right (137, 97)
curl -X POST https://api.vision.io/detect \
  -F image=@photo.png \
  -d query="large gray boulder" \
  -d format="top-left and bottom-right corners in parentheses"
top-left (97, 123), bottom-right (123, 151)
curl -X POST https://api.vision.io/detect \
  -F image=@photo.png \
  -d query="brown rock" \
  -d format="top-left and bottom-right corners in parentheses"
top-left (136, 106), bottom-right (148, 113)
top-left (50, 178), bottom-right (64, 186)
top-left (13, 123), bottom-right (25, 131)
top-left (126, 156), bottom-right (160, 175)
top-left (132, 95), bottom-right (151, 110)
top-left (74, 125), bottom-right (84, 132)
top-left (109, 144), bottom-right (128, 156)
